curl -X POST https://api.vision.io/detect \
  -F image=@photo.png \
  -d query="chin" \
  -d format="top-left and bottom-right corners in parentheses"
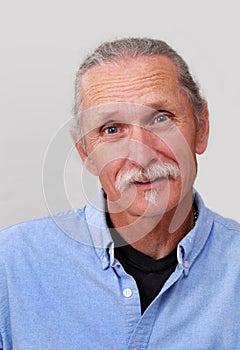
top-left (106, 176), bottom-right (190, 219)
top-left (115, 184), bottom-right (180, 218)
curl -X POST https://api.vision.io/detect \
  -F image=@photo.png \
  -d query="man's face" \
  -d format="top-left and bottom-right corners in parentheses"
top-left (77, 55), bottom-right (208, 219)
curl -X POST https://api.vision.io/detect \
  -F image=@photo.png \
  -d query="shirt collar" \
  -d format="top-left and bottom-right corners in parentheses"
top-left (177, 191), bottom-right (214, 275)
top-left (85, 189), bottom-right (114, 269)
top-left (85, 189), bottom-right (214, 272)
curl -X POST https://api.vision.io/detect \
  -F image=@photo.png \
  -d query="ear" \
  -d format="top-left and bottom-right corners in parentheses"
top-left (195, 100), bottom-right (210, 155)
top-left (70, 129), bottom-right (99, 176)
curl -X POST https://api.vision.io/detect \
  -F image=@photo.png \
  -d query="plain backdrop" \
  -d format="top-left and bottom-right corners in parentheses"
top-left (1, 0), bottom-right (240, 230)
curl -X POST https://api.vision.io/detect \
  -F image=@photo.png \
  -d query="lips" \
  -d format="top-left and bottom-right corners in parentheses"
top-left (135, 180), bottom-right (151, 184)
top-left (133, 176), bottom-right (168, 190)
top-left (134, 176), bottom-right (166, 185)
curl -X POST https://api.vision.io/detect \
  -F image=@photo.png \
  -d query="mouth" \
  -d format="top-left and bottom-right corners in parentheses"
top-left (132, 176), bottom-right (168, 189)
top-left (135, 178), bottom-right (161, 184)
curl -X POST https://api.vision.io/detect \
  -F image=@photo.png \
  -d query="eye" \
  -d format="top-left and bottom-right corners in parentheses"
top-left (154, 113), bottom-right (169, 123)
top-left (101, 123), bottom-right (129, 141)
top-left (104, 126), bottom-right (119, 134)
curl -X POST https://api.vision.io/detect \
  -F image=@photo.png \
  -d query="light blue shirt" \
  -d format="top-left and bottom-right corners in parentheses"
top-left (0, 190), bottom-right (240, 350)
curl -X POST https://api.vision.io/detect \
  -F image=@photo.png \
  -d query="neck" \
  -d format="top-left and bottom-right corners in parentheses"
top-left (108, 192), bottom-right (195, 259)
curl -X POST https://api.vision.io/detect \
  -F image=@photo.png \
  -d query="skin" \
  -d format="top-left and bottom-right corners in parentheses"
top-left (75, 55), bottom-right (209, 259)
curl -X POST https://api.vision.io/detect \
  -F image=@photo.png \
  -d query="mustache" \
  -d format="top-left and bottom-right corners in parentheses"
top-left (116, 163), bottom-right (180, 193)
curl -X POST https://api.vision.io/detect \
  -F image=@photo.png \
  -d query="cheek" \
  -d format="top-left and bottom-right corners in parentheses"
top-left (85, 139), bottom-right (131, 175)
top-left (98, 161), bottom-right (127, 203)
top-left (159, 123), bottom-right (196, 157)
top-left (84, 133), bottom-right (101, 154)
top-left (160, 127), bottom-right (197, 184)
top-left (99, 161), bottom-right (119, 182)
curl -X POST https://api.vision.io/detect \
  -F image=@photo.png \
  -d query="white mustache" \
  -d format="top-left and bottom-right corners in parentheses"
top-left (116, 163), bottom-right (180, 193)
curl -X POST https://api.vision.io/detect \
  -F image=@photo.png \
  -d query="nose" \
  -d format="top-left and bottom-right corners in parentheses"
top-left (126, 126), bottom-right (158, 168)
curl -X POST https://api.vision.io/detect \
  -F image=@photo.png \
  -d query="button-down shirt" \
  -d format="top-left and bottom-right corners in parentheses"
top-left (0, 190), bottom-right (240, 349)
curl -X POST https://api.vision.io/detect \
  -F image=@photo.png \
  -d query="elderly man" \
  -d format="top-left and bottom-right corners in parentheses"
top-left (1, 38), bottom-right (240, 349)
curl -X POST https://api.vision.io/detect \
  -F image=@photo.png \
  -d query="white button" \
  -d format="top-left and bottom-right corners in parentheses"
top-left (123, 288), bottom-right (132, 298)
top-left (184, 260), bottom-right (189, 268)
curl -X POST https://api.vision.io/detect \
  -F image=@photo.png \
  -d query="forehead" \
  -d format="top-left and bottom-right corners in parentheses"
top-left (80, 55), bottom-right (182, 111)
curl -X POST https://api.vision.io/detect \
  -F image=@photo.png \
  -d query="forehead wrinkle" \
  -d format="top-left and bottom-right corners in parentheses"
top-left (83, 68), bottom-right (178, 92)
top-left (81, 79), bottom-right (178, 111)
top-left (80, 55), bottom-right (182, 111)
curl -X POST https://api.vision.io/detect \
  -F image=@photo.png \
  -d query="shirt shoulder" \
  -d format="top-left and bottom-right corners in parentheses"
top-left (207, 209), bottom-right (240, 256)
top-left (211, 210), bottom-right (240, 235)
top-left (0, 207), bottom-right (89, 254)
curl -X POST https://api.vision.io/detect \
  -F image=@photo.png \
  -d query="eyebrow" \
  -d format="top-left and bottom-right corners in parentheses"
top-left (81, 99), bottom-right (172, 130)
top-left (81, 109), bottom-right (126, 133)
top-left (83, 109), bottom-right (123, 127)
top-left (144, 98), bottom-right (170, 110)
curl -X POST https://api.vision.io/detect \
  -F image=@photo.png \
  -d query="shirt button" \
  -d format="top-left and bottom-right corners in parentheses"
top-left (184, 260), bottom-right (189, 268)
top-left (123, 288), bottom-right (132, 298)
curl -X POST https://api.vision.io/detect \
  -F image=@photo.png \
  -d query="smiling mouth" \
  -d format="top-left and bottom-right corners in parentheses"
top-left (133, 176), bottom-right (168, 185)
top-left (130, 178), bottom-right (166, 192)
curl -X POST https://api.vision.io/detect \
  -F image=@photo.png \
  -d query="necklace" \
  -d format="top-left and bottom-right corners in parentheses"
top-left (193, 204), bottom-right (199, 225)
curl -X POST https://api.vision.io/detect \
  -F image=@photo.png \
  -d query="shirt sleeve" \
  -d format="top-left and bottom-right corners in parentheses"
top-left (0, 254), bottom-right (11, 349)
top-left (0, 281), bottom-right (4, 349)
top-left (0, 257), bottom-right (4, 349)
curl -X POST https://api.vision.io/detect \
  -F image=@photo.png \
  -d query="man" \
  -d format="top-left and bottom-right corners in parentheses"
top-left (0, 38), bottom-right (240, 349)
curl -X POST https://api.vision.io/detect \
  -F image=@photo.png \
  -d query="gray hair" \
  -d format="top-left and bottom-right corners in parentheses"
top-left (73, 37), bottom-right (204, 140)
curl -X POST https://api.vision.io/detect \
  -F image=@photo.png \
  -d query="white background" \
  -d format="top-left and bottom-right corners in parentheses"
top-left (1, 0), bottom-right (240, 229)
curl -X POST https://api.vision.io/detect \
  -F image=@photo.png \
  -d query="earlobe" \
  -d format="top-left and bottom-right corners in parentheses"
top-left (195, 100), bottom-right (210, 155)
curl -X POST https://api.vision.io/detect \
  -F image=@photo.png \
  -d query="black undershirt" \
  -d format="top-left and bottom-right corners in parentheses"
top-left (107, 214), bottom-right (178, 314)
